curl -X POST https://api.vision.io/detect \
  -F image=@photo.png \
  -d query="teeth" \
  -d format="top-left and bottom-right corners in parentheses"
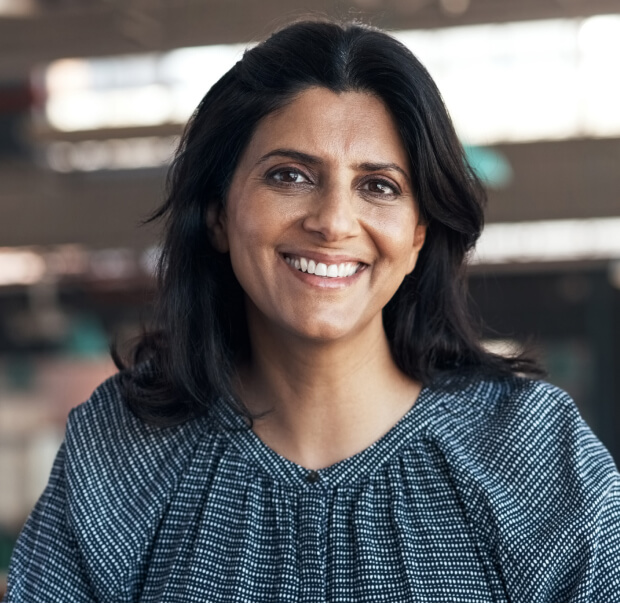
top-left (285, 255), bottom-right (361, 278)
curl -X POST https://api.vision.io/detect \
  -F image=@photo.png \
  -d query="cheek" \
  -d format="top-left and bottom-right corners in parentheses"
top-left (226, 199), bottom-right (270, 254)
top-left (369, 208), bottom-right (421, 266)
top-left (225, 198), bottom-right (287, 292)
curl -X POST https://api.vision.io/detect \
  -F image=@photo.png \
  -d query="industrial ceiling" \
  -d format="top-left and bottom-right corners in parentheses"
top-left (2, 0), bottom-right (620, 79)
top-left (1, 0), bottom-right (620, 252)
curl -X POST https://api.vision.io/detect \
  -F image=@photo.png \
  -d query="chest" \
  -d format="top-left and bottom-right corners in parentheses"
top-left (124, 476), bottom-right (505, 602)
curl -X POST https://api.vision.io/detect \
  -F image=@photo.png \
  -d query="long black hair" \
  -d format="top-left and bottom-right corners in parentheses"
top-left (115, 19), bottom-right (542, 426)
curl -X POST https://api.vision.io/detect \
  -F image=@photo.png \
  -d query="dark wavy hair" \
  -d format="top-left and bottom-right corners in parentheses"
top-left (114, 19), bottom-right (542, 426)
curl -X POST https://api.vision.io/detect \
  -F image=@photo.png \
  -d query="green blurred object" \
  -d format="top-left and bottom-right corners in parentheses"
top-left (64, 315), bottom-right (109, 357)
top-left (5, 356), bottom-right (34, 391)
top-left (0, 529), bottom-right (16, 572)
top-left (464, 144), bottom-right (513, 188)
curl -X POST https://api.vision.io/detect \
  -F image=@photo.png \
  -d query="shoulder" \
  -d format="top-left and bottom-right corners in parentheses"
top-left (61, 372), bottom-right (218, 567)
top-left (427, 376), bottom-right (617, 502)
top-left (424, 377), bottom-right (620, 600)
top-left (7, 372), bottom-right (228, 601)
top-left (65, 370), bottom-right (210, 475)
top-left (432, 376), bottom-right (608, 464)
top-left (436, 374), bottom-right (576, 419)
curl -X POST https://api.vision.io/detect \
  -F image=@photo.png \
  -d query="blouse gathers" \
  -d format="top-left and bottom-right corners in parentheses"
top-left (4, 373), bottom-right (620, 602)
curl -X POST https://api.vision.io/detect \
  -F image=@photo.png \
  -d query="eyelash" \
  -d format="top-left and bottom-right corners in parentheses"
top-left (267, 168), bottom-right (312, 186)
top-left (266, 167), bottom-right (402, 198)
top-left (359, 177), bottom-right (401, 197)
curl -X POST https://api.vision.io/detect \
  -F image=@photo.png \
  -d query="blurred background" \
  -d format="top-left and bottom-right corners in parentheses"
top-left (1, 0), bottom-right (620, 589)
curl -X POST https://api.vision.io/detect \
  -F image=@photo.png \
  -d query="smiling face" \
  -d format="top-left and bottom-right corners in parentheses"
top-left (210, 87), bottom-right (426, 346)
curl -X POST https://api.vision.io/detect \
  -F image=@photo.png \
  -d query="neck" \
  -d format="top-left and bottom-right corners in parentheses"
top-left (237, 314), bottom-right (421, 470)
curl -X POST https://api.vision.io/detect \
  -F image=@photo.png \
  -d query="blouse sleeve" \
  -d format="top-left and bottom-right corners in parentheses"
top-left (3, 442), bottom-right (96, 603)
top-left (580, 477), bottom-right (620, 602)
top-left (432, 379), bottom-right (620, 602)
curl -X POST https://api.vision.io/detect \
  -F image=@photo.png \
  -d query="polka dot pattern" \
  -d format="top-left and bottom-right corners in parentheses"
top-left (5, 375), bottom-right (620, 602)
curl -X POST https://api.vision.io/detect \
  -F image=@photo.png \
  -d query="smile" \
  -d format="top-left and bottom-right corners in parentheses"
top-left (283, 254), bottom-right (364, 278)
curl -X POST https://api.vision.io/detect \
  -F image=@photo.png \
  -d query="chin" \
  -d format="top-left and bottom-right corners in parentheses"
top-left (284, 316), bottom-right (372, 344)
top-left (302, 327), bottom-right (352, 343)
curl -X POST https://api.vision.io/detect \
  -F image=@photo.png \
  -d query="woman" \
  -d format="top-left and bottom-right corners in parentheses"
top-left (5, 20), bottom-right (620, 603)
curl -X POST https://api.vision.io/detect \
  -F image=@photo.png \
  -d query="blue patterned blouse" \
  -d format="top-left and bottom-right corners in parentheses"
top-left (4, 373), bottom-right (620, 602)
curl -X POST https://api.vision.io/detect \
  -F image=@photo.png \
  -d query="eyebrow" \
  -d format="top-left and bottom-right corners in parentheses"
top-left (256, 149), bottom-right (322, 167)
top-left (357, 161), bottom-right (410, 183)
top-left (255, 148), bottom-right (410, 183)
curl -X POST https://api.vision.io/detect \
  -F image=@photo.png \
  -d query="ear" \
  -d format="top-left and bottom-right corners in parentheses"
top-left (206, 203), bottom-right (229, 253)
top-left (406, 221), bottom-right (427, 274)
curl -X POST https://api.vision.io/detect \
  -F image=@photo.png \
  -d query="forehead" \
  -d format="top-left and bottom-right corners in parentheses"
top-left (236, 87), bottom-right (409, 171)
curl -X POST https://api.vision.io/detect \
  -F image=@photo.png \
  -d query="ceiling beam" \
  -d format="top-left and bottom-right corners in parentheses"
top-left (1, 0), bottom-right (619, 79)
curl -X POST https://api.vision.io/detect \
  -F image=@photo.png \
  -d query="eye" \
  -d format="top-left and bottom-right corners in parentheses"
top-left (268, 168), bottom-right (311, 185)
top-left (361, 178), bottom-right (400, 197)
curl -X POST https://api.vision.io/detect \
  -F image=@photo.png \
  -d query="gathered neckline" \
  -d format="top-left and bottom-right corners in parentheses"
top-left (212, 385), bottom-right (448, 489)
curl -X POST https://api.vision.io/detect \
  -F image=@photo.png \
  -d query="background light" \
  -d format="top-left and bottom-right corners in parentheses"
top-left (473, 217), bottom-right (620, 264)
top-left (40, 16), bottom-right (620, 145)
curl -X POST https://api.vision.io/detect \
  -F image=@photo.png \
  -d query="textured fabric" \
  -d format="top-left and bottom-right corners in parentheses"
top-left (4, 373), bottom-right (620, 602)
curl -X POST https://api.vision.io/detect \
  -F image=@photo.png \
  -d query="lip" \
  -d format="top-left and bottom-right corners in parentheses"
top-left (279, 251), bottom-right (367, 289)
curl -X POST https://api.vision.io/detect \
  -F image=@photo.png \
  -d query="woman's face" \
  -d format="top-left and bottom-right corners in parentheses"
top-left (210, 87), bottom-right (426, 345)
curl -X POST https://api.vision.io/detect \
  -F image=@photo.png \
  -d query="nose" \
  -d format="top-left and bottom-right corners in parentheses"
top-left (302, 182), bottom-right (361, 242)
